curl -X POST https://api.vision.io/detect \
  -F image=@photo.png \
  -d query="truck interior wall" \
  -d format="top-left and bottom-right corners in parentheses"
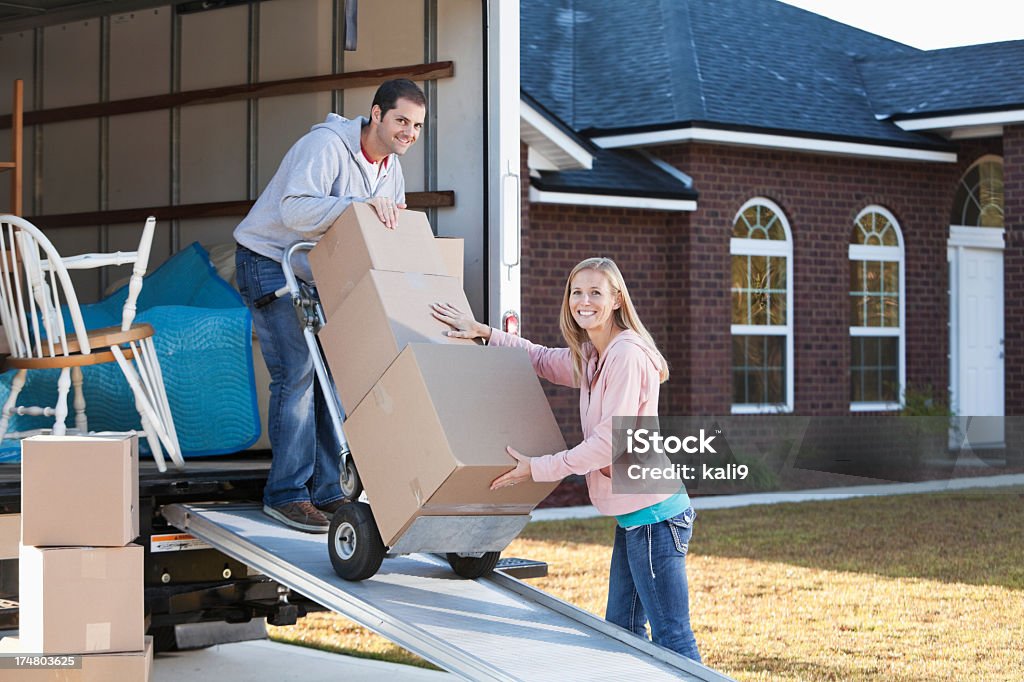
top-left (0, 0), bottom-right (487, 317)
top-left (0, 29), bottom-right (33, 215)
top-left (437, 0), bottom-right (485, 319)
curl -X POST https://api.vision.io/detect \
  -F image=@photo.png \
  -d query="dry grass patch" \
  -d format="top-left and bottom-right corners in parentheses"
top-left (270, 488), bottom-right (1024, 680)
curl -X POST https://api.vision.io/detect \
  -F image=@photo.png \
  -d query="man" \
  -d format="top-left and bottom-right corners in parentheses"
top-left (234, 79), bottom-right (426, 532)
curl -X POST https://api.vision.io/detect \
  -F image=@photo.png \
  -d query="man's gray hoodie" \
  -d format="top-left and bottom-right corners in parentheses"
top-left (234, 113), bottom-right (405, 282)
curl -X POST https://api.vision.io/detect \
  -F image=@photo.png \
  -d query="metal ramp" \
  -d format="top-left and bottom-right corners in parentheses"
top-left (162, 503), bottom-right (733, 682)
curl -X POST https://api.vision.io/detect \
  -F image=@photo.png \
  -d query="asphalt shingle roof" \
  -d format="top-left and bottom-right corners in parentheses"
top-left (858, 40), bottom-right (1024, 119)
top-left (522, 0), bottom-right (957, 149)
top-left (532, 147), bottom-right (698, 200)
top-left (521, 0), bottom-right (1024, 202)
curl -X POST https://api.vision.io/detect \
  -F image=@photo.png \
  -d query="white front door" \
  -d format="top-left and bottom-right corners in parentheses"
top-left (948, 226), bottom-right (1005, 447)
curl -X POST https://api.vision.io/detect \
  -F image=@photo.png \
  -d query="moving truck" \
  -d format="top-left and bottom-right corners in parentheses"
top-left (0, 0), bottom-right (523, 650)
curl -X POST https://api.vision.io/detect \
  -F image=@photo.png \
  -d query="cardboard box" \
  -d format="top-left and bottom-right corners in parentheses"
top-left (19, 545), bottom-right (144, 654)
top-left (344, 344), bottom-right (566, 547)
top-left (0, 636), bottom-right (152, 682)
top-left (21, 435), bottom-right (138, 547)
top-left (436, 237), bottom-right (464, 286)
top-left (0, 514), bottom-right (17, 560)
top-left (318, 270), bottom-right (477, 414)
top-left (309, 203), bottom-right (446, 318)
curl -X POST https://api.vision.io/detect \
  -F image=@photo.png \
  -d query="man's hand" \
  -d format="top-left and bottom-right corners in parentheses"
top-left (365, 197), bottom-right (406, 230)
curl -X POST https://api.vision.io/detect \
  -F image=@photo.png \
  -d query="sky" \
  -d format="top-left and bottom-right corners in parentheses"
top-left (779, 0), bottom-right (1024, 49)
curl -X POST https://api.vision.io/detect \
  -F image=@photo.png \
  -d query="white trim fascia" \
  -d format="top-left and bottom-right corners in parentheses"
top-left (520, 101), bottom-right (594, 171)
top-left (731, 324), bottom-right (788, 336)
top-left (593, 126), bottom-right (957, 163)
top-left (527, 146), bottom-right (560, 172)
top-left (731, 404), bottom-right (793, 415)
top-left (948, 225), bottom-right (1005, 250)
top-left (849, 401), bottom-right (901, 413)
top-left (850, 326), bottom-right (900, 337)
top-left (949, 125), bottom-right (1004, 140)
top-left (849, 244), bottom-right (901, 261)
top-left (637, 149), bottom-right (694, 185)
top-left (731, 238), bottom-right (791, 257)
top-left (528, 187), bottom-right (697, 212)
top-left (895, 108), bottom-right (1024, 132)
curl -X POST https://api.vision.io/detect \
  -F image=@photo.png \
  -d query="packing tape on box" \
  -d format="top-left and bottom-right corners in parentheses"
top-left (82, 550), bottom-right (107, 580)
top-left (371, 383), bottom-right (394, 414)
top-left (423, 504), bottom-right (535, 514)
top-left (403, 272), bottom-right (427, 290)
top-left (85, 622), bottom-right (111, 651)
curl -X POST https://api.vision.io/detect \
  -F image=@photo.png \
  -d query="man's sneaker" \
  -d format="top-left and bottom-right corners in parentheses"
top-left (316, 499), bottom-right (347, 515)
top-left (263, 501), bottom-right (329, 533)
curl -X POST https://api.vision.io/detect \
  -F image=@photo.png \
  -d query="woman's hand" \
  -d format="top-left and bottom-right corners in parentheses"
top-left (431, 301), bottom-right (491, 341)
top-left (490, 447), bottom-right (533, 490)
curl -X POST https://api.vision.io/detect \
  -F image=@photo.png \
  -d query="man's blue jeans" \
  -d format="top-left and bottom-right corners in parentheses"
top-left (605, 507), bottom-right (701, 662)
top-left (235, 246), bottom-right (343, 508)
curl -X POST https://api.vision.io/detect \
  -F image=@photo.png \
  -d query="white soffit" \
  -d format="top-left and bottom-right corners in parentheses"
top-left (593, 127), bottom-right (957, 163)
top-left (529, 187), bottom-right (696, 212)
top-left (895, 108), bottom-right (1024, 132)
top-left (520, 101), bottom-right (594, 171)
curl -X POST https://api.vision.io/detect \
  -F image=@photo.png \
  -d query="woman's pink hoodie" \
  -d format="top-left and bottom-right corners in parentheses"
top-left (489, 328), bottom-right (678, 516)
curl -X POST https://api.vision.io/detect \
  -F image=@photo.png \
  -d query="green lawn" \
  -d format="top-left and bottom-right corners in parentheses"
top-left (270, 487), bottom-right (1024, 681)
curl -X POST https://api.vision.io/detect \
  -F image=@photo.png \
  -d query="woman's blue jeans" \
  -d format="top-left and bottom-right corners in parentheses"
top-left (235, 246), bottom-right (343, 508)
top-left (605, 507), bottom-right (701, 662)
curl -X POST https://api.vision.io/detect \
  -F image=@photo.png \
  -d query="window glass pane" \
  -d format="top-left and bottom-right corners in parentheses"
top-left (880, 262), bottom-right (899, 327)
top-left (879, 222), bottom-right (897, 247)
top-left (881, 294), bottom-right (899, 327)
top-left (879, 336), bottom-right (898, 367)
top-left (951, 181), bottom-right (972, 225)
top-left (863, 335), bottom-right (879, 366)
top-left (853, 212), bottom-right (898, 246)
top-left (850, 337), bottom-right (899, 403)
top-left (851, 368), bottom-right (865, 402)
top-left (850, 261), bottom-right (865, 325)
top-left (749, 256), bottom-right (768, 325)
top-left (864, 261), bottom-right (881, 292)
top-left (734, 203), bottom-right (785, 240)
top-left (733, 209), bottom-right (753, 238)
top-left (733, 254), bottom-right (789, 327)
top-left (766, 256), bottom-right (785, 325)
top-left (731, 256), bottom-right (749, 324)
top-left (850, 260), bottom-right (900, 327)
top-left (732, 335), bottom-right (786, 405)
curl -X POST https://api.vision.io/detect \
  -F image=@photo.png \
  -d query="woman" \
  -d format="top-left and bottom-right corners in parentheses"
top-left (431, 257), bottom-right (700, 662)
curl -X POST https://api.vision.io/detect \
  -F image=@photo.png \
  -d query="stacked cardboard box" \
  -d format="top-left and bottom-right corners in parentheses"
top-left (311, 205), bottom-right (567, 548)
top-left (4, 435), bottom-right (152, 681)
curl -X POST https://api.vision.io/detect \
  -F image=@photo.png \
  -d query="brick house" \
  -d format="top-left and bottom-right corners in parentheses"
top-left (519, 0), bottom-right (1022, 447)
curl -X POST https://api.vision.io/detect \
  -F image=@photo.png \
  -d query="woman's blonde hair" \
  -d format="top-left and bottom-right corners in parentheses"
top-left (558, 257), bottom-right (669, 385)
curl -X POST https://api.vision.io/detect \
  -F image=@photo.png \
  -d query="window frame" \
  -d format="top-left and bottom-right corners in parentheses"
top-left (849, 205), bottom-right (905, 412)
top-left (730, 198), bottom-right (794, 414)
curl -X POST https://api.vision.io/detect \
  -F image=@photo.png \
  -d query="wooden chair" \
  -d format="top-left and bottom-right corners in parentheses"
top-left (0, 214), bottom-right (183, 471)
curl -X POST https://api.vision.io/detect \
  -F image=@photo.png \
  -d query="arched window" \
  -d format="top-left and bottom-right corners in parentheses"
top-left (849, 206), bottom-right (904, 409)
top-left (731, 199), bottom-right (793, 412)
top-left (951, 156), bottom-right (1003, 227)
